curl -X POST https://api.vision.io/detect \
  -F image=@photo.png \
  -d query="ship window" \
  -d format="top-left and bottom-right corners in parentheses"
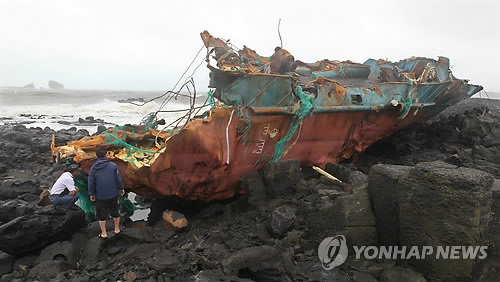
top-left (351, 94), bottom-right (363, 105)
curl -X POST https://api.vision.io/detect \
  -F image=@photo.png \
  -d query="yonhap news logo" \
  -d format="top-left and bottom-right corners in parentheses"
top-left (352, 245), bottom-right (488, 260)
top-left (317, 235), bottom-right (348, 270)
top-left (318, 235), bottom-right (488, 270)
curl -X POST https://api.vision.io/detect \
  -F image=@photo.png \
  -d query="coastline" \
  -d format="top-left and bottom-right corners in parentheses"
top-left (0, 98), bottom-right (499, 281)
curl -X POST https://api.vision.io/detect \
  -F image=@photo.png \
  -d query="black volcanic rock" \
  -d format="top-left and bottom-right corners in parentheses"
top-left (260, 159), bottom-right (301, 197)
top-left (398, 161), bottom-right (494, 281)
top-left (0, 199), bottom-right (36, 223)
top-left (0, 179), bottom-right (40, 200)
top-left (0, 205), bottom-right (85, 256)
top-left (0, 98), bottom-right (498, 281)
top-left (222, 246), bottom-right (286, 281)
top-left (368, 164), bottom-right (412, 247)
top-left (360, 98), bottom-right (500, 178)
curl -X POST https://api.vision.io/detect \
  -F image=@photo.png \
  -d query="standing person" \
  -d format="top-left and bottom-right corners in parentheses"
top-left (49, 164), bottom-right (80, 209)
top-left (88, 148), bottom-right (125, 239)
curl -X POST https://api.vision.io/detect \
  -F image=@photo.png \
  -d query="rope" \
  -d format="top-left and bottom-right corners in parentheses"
top-left (399, 97), bottom-right (413, 119)
top-left (141, 113), bottom-right (158, 132)
top-left (281, 122), bottom-right (302, 157)
top-left (238, 108), bottom-right (252, 145)
top-left (208, 89), bottom-right (217, 109)
top-left (226, 110), bottom-right (236, 164)
top-left (272, 86), bottom-right (314, 161)
top-left (339, 64), bottom-right (346, 77)
top-left (278, 18), bottom-right (283, 49)
top-left (399, 74), bottom-right (417, 119)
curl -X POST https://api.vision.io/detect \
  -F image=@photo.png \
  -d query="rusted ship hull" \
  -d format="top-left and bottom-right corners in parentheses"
top-left (51, 31), bottom-right (483, 201)
top-left (146, 107), bottom-right (433, 201)
top-left (72, 99), bottom-right (459, 201)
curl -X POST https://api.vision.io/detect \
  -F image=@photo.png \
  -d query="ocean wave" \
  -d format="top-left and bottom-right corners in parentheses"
top-left (0, 94), bottom-right (209, 134)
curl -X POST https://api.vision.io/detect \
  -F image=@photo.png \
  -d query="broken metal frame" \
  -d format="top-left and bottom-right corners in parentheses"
top-left (50, 31), bottom-right (483, 201)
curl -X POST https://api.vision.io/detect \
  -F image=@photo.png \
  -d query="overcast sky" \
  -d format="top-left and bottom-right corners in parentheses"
top-left (1, 0), bottom-right (499, 93)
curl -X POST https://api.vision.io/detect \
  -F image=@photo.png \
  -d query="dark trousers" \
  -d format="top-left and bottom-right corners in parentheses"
top-left (49, 194), bottom-right (79, 209)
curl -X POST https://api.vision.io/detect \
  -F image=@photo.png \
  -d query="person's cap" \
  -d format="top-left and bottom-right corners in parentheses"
top-left (67, 164), bottom-right (79, 173)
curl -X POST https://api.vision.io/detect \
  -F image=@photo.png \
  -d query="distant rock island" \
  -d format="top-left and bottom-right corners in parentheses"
top-left (48, 80), bottom-right (64, 89)
top-left (23, 83), bottom-right (35, 88)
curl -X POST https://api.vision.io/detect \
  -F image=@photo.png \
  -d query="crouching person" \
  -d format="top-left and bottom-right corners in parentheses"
top-left (88, 148), bottom-right (125, 239)
top-left (49, 164), bottom-right (80, 209)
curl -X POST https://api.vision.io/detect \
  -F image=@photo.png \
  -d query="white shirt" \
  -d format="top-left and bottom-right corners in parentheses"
top-left (50, 172), bottom-right (76, 195)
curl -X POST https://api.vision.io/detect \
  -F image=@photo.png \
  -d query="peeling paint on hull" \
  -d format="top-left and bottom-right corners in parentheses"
top-left (52, 31), bottom-right (483, 201)
top-left (70, 104), bottom-right (430, 201)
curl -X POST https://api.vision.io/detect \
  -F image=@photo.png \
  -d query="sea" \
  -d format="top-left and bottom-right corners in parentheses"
top-left (0, 87), bottom-right (211, 221)
top-left (1, 88), bottom-right (497, 134)
top-left (0, 87), bottom-right (209, 134)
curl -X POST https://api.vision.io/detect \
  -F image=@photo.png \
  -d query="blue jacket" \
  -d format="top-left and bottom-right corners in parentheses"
top-left (88, 158), bottom-right (124, 200)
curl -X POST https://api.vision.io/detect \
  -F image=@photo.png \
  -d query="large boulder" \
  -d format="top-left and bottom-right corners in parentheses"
top-left (0, 179), bottom-right (41, 200)
top-left (483, 179), bottom-right (500, 258)
top-left (241, 171), bottom-right (268, 212)
top-left (398, 161), bottom-right (494, 281)
top-left (260, 160), bottom-right (301, 197)
top-left (269, 205), bottom-right (296, 238)
top-left (368, 164), bottom-right (412, 246)
top-left (53, 127), bottom-right (89, 146)
top-left (37, 240), bottom-right (79, 267)
top-left (0, 199), bottom-right (35, 224)
top-left (145, 249), bottom-right (180, 273)
top-left (0, 251), bottom-right (15, 276)
top-left (0, 205), bottom-right (86, 255)
top-left (26, 260), bottom-right (73, 281)
top-left (459, 114), bottom-right (496, 145)
top-left (222, 246), bottom-right (287, 282)
top-left (483, 126), bottom-right (500, 147)
top-left (79, 237), bottom-right (106, 267)
top-left (306, 185), bottom-right (377, 248)
top-left (0, 126), bottom-right (56, 171)
top-left (380, 266), bottom-right (426, 282)
top-left (0, 130), bottom-right (32, 145)
top-left (325, 163), bottom-right (368, 187)
top-left (329, 186), bottom-right (376, 228)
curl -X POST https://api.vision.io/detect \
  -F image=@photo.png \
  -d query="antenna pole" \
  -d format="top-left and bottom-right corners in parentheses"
top-left (278, 18), bottom-right (283, 48)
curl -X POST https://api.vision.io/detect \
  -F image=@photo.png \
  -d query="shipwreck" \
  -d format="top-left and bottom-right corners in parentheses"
top-left (51, 31), bottom-right (483, 201)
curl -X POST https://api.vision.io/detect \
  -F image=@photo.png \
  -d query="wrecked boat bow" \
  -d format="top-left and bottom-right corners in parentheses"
top-left (51, 31), bottom-right (483, 201)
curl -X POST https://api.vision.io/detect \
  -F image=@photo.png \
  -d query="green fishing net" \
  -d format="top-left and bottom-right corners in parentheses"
top-left (208, 89), bottom-right (217, 109)
top-left (103, 131), bottom-right (155, 156)
top-left (400, 97), bottom-right (413, 119)
top-left (272, 86), bottom-right (314, 161)
top-left (141, 112), bottom-right (158, 132)
top-left (74, 170), bottom-right (144, 223)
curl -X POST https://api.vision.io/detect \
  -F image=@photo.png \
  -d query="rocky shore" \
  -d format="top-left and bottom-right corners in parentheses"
top-left (0, 98), bottom-right (499, 281)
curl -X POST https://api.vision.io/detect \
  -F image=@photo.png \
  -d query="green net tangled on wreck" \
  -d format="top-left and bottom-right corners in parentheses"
top-left (74, 170), bottom-right (143, 223)
top-left (272, 86), bottom-right (315, 162)
top-left (103, 130), bottom-right (156, 164)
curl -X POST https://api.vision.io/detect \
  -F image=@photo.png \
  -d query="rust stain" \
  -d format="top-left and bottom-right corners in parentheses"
top-left (50, 31), bottom-right (483, 202)
top-left (336, 85), bottom-right (346, 97)
top-left (53, 106), bottom-right (434, 201)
